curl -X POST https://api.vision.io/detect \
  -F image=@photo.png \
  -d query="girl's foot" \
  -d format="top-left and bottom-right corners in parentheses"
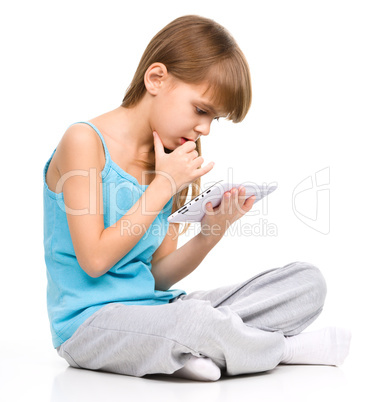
top-left (170, 355), bottom-right (221, 381)
top-left (281, 327), bottom-right (352, 366)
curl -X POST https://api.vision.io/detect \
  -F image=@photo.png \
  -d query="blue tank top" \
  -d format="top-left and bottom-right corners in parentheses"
top-left (43, 121), bottom-right (185, 348)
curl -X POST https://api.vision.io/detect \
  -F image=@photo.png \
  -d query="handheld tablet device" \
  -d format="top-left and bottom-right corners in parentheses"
top-left (167, 181), bottom-right (277, 223)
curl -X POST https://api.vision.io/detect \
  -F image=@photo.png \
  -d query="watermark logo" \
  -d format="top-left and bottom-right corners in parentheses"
top-left (292, 167), bottom-right (330, 235)
top-left (51, 166), bottom-right (279, 237)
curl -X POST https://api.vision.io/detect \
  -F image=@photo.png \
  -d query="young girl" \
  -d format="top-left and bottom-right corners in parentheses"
top-left (43, 15), bottom-right (351, 381)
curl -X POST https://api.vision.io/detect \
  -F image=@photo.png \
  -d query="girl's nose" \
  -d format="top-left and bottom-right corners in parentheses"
top-left (194, 122), bottom-right (211, 137)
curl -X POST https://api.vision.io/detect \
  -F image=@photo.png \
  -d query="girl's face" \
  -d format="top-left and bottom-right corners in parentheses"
top-left (149, 77), bottom-right (224, 151)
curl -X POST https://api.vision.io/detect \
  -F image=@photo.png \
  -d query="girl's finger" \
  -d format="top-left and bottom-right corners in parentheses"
top-left (204, 201), bottom-right (214, 215)
top-left (240, 195), bottom-right (256, 214)
top-left (229, 188), bottom-right (238, 213)
top-left (183, 141), bottom-right (197, 153)
top-left (191, 150), bottom-right (199, 159)
top-left (153, 131), bottom-right (165, 156)
top-left (236, 187), bottom-right (247, 208)
top-left (220, 191), bottom-right (232, 213)
top-left (231, 188), bottom-right (241, 214)
top-left (191, 156), bottom-right (205, 168)
top-left (194, 161), bottom-right (214, 178)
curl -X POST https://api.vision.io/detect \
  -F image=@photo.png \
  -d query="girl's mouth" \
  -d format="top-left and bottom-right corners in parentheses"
top-left (180, 137), bottom-right (190, 145)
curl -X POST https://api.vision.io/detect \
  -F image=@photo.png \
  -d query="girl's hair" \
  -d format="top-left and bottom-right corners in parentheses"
top-left (121, 15), bottom-right (252, 235)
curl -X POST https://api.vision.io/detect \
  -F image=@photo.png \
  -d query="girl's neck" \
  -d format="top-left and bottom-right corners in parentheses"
top-left (91, 99), bottom-right (155, 160)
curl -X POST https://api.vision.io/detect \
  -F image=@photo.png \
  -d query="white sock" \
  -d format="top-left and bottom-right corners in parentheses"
top-left (281, 327), bottom-right (352, 366)
top-left (170, 355), bottom-right (221, 381)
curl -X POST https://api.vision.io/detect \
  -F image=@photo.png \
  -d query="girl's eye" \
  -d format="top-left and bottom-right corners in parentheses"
top-left (196, 106), bottom-right (220, 121)
top-left (196, 107), bottom-right (206, 115)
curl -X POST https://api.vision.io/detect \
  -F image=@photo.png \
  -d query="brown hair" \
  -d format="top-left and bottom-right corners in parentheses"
top-left (121, 15), bottom-right (252, 235)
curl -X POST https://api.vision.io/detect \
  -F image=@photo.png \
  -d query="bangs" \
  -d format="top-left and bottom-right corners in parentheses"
top-left (204, 51), bottom-right (252, 123)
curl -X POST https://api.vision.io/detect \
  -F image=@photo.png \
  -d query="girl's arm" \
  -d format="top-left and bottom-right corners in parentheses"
top-left (56, 127), bottom-right (172, 277)
top-left (56, 126), bottom-right (212, 278)
top-left (151, 187), bottom-right (256, 290)
top-left (151, 223), bottom-right (180, 265)
top-left (151, 231), bottom-right (220, 291)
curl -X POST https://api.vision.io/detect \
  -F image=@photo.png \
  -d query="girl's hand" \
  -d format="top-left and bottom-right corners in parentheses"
top-left (153, 131), bottom-right (214, 195)
top-left (200, 187), bottom-right (256, 241)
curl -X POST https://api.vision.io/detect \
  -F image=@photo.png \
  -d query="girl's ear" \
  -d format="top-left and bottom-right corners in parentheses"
top-left (144, 63), bottom-right (168, 95)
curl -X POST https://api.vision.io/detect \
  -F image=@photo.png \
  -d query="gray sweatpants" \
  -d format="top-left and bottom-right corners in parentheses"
top-left (57, 261), bottom-right (327, 377)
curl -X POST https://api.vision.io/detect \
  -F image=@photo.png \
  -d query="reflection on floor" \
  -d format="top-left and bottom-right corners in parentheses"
top-left (0, 335), bottom-right (380, 402)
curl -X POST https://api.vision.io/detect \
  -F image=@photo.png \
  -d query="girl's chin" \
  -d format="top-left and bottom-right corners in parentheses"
top-left (164, 141), bottom-right (182, 153)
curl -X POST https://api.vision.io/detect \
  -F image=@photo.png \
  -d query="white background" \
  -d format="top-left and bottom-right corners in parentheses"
top-left (1, 1), bottom-right (383, 401)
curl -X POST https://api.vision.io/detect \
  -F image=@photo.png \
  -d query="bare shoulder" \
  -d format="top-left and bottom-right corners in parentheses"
top-left (55, 123), bottom-right (105, 173)
top-left (45, 123), bottom-right (105, 192)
